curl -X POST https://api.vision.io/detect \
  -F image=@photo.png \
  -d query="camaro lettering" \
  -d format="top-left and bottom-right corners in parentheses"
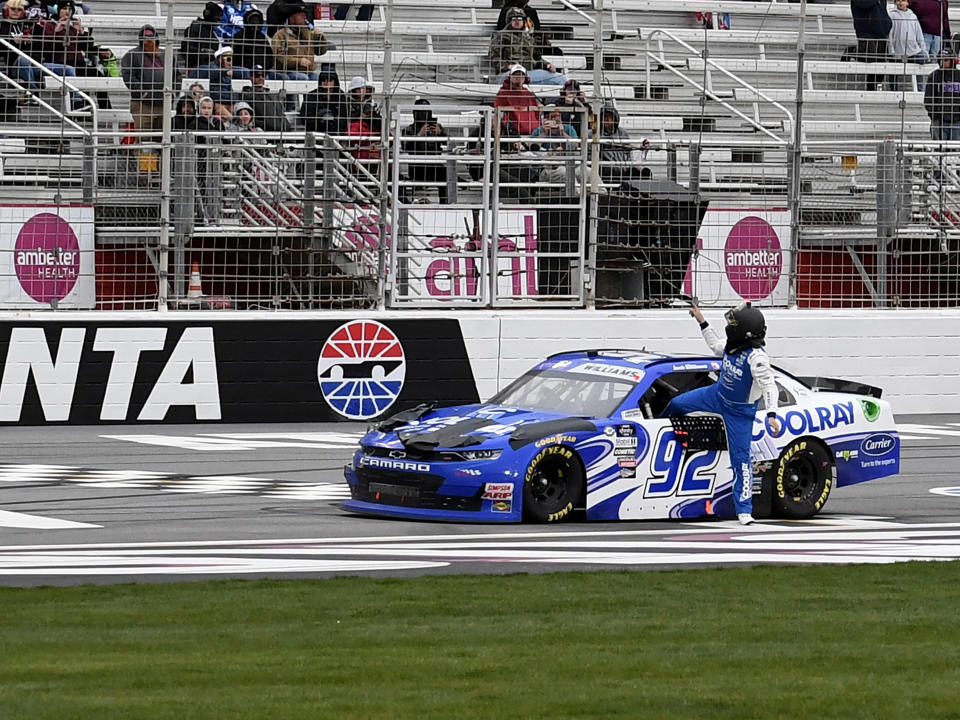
top-left (359, 456), bottom-right (430, 472)
top-left (754, 401), bottom-right (855, 440)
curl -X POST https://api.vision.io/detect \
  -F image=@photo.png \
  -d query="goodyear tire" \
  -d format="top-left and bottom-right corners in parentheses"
top-left (772, 438), bottom-right (834, 519)
top-left (522, 445), bottom-right (584, 523)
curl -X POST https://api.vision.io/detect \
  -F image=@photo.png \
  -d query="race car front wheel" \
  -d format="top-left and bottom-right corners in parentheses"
top-left (522, 445), bottom-right (585, 522)
top-left (771, 438), bottom-right (833, 519)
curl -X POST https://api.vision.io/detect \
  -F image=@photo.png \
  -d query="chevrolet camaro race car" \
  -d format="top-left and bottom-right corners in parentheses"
top-left (342, 350), bottom-right (900, 523)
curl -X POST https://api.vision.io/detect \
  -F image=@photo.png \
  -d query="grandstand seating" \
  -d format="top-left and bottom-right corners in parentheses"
top-left (1, 1), bottom-right (959, 311)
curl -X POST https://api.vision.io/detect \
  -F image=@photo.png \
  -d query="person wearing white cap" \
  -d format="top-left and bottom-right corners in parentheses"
top-left (346, 75), bottom-right (375, 120)
top-left (487, 5), bottom-right (565, 85)
top-left (228, 100), bottom-right (261, 132)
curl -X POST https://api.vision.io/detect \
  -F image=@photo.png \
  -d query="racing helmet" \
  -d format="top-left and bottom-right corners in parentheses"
top-left (723, 301), bottom-right (766, 350)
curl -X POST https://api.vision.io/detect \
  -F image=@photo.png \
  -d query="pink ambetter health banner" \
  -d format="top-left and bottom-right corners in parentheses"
top-left (0, 205), bottom-right (95, 309)
top-left (683, 205), bottom-right (790, 306)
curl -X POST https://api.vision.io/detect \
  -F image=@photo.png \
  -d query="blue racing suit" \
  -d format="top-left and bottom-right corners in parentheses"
top-left (663, 322), bottom-right (778, 516)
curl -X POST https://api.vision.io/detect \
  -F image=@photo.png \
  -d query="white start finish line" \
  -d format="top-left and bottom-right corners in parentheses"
top-left (0, 510), bottom-right (100, 530)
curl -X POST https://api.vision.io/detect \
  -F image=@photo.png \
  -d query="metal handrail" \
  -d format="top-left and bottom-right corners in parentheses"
top-left (642, 28), bottom-right (793, 144)
top-left (0, 37), bottom-right (98, 132)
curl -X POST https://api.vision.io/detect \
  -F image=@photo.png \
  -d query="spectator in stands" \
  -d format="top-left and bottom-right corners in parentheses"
top-left (401, 98), bottom-right (448, 204)
top-left (530, 104), bottom-right (578, 191)
top-left (233, 7), bottom-right (276, 74)
top-left (227, 100), bottom-right (261, 132)
top-left (180, 2), bottom-right (223, 73)
top-left (35, 0), bottom-right (94, 78)
top-left (300, 66), bottom-right (350, 135)
top-left (467, 115), bottom-right (538, 201)
top-left (1, 0), bottom-right (41, 90)
top-left (334, 3), bottom-right (374, 21)
top-left (218, 0), bottom-right (259, 41)
top-left (496, 0), bottom-right (541, 31)
top-left (198, 94), bottom-right (226, 131)
top-left (173, 95), bottom-right (198, 130)
top-left (494, 64), bottom-right (541, 135)
top-left (241, 64), bottom-right (291, 131)
top-left (22, 0), bottom-right (49, 21)
top-left (594, 105), bottom-right (651, 187)
top-left (924, 48), bottom-right (960, 139)
top-left (187, 81), bottom-right (206, 104)
top-left (556, 78), bottom-right (593, 134)
top-left (271, 2), bottom-right (327, 79)
top-left (347, 97), bottom-right (382, 177)
top-left (910, 0), bottom-right (951, 64)
top-left (267, 0), bottom-right (308, 37)
top-left (851, 0), bottom-right (893, 59)
top-left (120, 25), bottom-right (171, 133)
top-left (200, 45), bottom-right (244, 119)
top-left (495, 0), bottom-right (561, 58)
top-left (488, 5), bottom-right (565, 85)
top-left (888, 0), bottom-right (929, 90)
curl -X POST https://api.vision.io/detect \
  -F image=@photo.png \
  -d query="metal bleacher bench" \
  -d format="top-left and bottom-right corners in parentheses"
top-left (178, 78), bottom-right (632, 100)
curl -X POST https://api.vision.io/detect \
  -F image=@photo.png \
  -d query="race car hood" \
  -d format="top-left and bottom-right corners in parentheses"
top-left (365, 404), bottom-right (598, 452)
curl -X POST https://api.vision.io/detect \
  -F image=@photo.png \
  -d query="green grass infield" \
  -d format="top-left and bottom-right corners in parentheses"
top-left (2, 561), bottom-right (959, 719)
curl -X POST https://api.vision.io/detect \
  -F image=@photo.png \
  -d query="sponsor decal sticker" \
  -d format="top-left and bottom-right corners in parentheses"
top-left (535, 433), bottom-right (577, 448)
top-left (604, 426), bottom-right (616, 436)
top-left (836, 449), bottom-right (859, 462)
top-left (859, 399), bottom-right (881, 422)
top-left (578, 362), bottom-right (644, 381)
top-left (482, 483), bottom-right (513, 501)
top-left (621, 408), bottom-right (643, 420)
top-left (492, 500), bottom-right (512, 512)
top-left (860, 433), bottom-right (896, 457)
top-left (456, 468), bottom-right (482, 476)
top-left (317, 320), bottom-right (406, 420)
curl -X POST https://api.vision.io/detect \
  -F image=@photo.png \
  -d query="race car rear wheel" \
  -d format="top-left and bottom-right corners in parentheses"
top-left (771, 438), bottom-right (833, 519)
top-left (522, 445), bottom-right (584, 523)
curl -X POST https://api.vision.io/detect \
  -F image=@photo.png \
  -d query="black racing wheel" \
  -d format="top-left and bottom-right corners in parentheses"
top-left (771, 438), bottom-right (834, 519)
top-left (522, 444), bottom-right (584, 523)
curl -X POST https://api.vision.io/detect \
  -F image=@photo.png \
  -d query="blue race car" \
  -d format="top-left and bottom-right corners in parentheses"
top-left (342, 350), bottom-right (900, 523)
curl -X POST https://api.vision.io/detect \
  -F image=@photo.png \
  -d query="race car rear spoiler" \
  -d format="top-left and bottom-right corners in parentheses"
top-left (798, 376), bottom-right (883, 399)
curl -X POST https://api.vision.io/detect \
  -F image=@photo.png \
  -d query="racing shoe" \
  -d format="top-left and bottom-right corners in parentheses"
top-left (738, 513), bottom-right (755, 526)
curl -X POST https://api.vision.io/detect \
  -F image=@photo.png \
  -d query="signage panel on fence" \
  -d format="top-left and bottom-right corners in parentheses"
top-left (0, 205), bottom-right (95, 309)
top-left (683, 205), bottom-right (790, 305)
top-left (404, 208), bottom-right (538, 300)
top-left (0, 319), bottom-right (479, 425)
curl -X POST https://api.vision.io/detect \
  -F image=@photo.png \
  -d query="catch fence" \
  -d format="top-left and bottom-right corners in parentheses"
top-left (0, 2), bottom-right (957, 311)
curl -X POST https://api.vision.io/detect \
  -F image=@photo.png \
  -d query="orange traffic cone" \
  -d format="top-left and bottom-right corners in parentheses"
top-left (187, 262), bottom-right (204, 298)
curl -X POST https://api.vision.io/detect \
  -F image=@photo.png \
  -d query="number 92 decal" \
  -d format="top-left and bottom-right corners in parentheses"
top-left (643, 427), bottom-right (720, 498)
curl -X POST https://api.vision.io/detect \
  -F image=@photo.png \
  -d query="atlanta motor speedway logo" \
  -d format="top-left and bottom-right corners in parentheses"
top-left (316, 320), bottom-right (406, 420)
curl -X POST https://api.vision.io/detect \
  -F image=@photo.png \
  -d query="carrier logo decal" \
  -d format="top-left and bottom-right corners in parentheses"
top-left (317, 320), bottom-right (406, 420)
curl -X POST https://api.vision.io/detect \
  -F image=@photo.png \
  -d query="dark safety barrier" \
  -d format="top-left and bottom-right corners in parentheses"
top-left (0, 318), bottom-right (479, 425)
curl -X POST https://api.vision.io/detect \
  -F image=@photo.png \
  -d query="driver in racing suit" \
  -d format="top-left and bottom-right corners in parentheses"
top-left (662, 301), bottom-right (782, 525)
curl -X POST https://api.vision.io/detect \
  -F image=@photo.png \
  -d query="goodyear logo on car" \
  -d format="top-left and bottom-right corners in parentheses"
top-left (535, 433), bottom-right (577, 448)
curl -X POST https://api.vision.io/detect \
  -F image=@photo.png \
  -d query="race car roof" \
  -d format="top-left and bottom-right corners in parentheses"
top-left (538, 349), bottom-right (719, 377)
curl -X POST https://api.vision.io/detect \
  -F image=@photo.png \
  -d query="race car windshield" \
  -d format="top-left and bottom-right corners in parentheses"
top-left (489, 370), bottom-right (636, 417)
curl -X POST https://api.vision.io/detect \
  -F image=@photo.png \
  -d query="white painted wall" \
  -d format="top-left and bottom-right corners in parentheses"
top-left (5, 308), bottom-right (958, 415)
top-left (461, 309), bottom-right (960, 415)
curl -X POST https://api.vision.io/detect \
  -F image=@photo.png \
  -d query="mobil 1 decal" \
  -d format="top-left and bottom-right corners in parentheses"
top-left (0, 319), bottom-right (479, 425)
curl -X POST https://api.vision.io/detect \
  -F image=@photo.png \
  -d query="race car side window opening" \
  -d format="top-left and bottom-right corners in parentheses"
top-left (758, 380), bottom-right (796, 410)
top-left (490, 370), bottom-right (636, 417)
top-left (639, 370), bottom-right (718, 419)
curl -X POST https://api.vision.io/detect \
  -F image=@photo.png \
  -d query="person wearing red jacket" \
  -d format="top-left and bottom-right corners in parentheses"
top-left (494, 64), bottom-right (541, 136)
top-left (36, 0), bottom-right (93, 72)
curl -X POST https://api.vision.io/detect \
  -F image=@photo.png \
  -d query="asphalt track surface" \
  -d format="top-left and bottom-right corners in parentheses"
top-left (1, 414), bottom-right (959, 587)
